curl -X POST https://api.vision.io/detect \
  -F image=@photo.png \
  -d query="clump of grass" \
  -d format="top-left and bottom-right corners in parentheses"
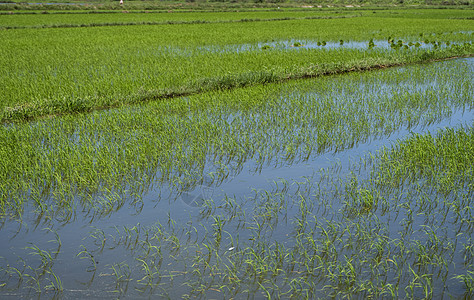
top-left (368, 38), bottom-right (375, 49)
top-left (1, 13), bottom-right (473, 122)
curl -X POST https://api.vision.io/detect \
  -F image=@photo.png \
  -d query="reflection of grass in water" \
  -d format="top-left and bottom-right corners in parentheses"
top-left (90, 126), bottom-right (472, 298)
top-left (180, 174), bottom-right (215, 207)
top-left (0, 60), bottom-right (473, 297)
top-left (2, 14), bottom-right (473, 122)
top-left (1, 230), bottom-right (63, 294)
top-left (2, 128), bottom-right (474, 297)
top-left (0, 59), bottom-right (472, 221)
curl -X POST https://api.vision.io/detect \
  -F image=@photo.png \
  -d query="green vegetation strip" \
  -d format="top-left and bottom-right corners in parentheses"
top-left (0, 10), bottom-right (357, 28)
top-left (0, 56), bottom-right (472, 297)
top-left (1, 11), bottom-right (472, 123)
top-left (0, 14), bottom-right (357, 30)
top-left (0, 0), bottom-right (471, 12)
top-left (2, 18), bottom-right (473, 122)
top-left (2, 46), bottom-right (473, 123)
top-left (373, 127), bottom-right (474, 195)
top-left (1, 58), bottom-right (472, 218)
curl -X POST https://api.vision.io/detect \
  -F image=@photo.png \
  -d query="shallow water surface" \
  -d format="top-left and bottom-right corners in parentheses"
top-left (0, 58), bottom-right (473, 299)
top-left (186, 38), bottom-right (468, 55)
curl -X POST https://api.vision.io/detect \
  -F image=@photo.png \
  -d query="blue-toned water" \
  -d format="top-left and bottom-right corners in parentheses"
top-left (0, 58), bottom-right (473, 299)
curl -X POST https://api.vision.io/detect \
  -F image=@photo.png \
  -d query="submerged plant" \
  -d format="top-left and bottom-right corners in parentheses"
top-left (0, 19), bottom-right (472, 297)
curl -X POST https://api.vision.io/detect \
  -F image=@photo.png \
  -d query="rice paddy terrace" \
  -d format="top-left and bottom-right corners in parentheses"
top-left (0, 2), bottom-right (473, 299)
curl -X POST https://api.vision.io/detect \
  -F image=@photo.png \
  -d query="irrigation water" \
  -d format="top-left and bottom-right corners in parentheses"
top-left (175, 39), bottom-right (472, 56)
top-left (0, 58), bottom-right (473, 298)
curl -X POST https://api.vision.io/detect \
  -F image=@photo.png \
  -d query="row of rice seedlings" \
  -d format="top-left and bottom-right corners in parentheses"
top-left (153, 127), bottom-right (472, 297)
top-left (1, 42), bottom-right (472, 123)
top-left (0, 10), bottom-right (359, 29)
top-left (0, 58), bottom-right (472, 297)
top-left (1, 16), bottom-right (472, 120)
top-left (369, 128), bottom-right (474, 198)
top-left (44, 125), bottom-right (471, 298)
top-left (0, 58), bottom-right (471, 222)
top-left (0, 14), bottom-right (356, 30)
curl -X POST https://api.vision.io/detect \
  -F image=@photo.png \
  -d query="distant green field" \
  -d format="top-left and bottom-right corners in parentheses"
top-left (1, 9), bottom-right (472, 122)
top-left (0, 10), bottom-right (358, 28)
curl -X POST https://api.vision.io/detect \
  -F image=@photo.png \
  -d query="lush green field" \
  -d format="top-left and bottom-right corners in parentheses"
top-left (1, 9), bottom-right (473, 122)
top-left (0, 0), bottom-right (472, 12)
top-left (0, 10), bottom-right (359, 28)
top-left (0, 6), bottom-right (473, 299)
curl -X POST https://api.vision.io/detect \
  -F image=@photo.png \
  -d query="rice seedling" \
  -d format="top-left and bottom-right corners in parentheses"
top-left (0, 10), bottom-right (360, 29)
top-left (77, 246), bottom-right (98, 272)
top-left (0, 6), bottom-right (473, 295)
top-left (0, 10), bottom-right (472, 122)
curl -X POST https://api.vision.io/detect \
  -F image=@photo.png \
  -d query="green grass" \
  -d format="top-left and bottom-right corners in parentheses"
top-left (38, 121), bottom-right (471, 298)
top-left (1, 58), bottom-right (472, 218)
top-left (1, 12), bottom-right (472, 122)
top-left (0, 7), bottom-right (473, 298)
top-left (0, 10), bottom-right (358, 28)
top-left (372, 127), bottom-right (474, 194)
top-left (0, 0), bottom-right (472, 13)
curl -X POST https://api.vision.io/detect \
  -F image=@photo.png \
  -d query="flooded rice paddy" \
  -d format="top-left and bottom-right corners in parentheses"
top-left (170, 37), bottom-right (473, 56)
top-left (178, 32), bottom-right (474, 54)
top-left (0, 58), bottom-right (473, 299)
